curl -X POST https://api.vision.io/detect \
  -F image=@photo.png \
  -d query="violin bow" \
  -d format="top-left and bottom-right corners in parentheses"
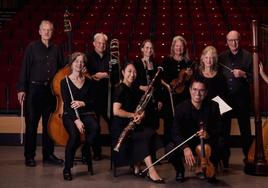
top-left (20, 102), bottom-right (24, 144)
top-left (139, 132), bottom-right (198, 176)
top-left (219, 62), bottom-right (252, 77)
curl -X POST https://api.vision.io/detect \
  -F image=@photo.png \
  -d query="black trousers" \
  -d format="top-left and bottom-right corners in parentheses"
top-left (63, 114), bottom-right (99, 170)
top-left (228, 93), bottom-right (252, 158)
top-left (24, 84), bottom-right (55, 159)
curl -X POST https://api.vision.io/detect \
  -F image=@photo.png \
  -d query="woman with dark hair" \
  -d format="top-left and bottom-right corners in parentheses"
top-left (161, 35), bottom-right (193, 146)
top-left (111, 62), bottom-right (164, 184)
top-left (61, 52), bottom-right (98, 181)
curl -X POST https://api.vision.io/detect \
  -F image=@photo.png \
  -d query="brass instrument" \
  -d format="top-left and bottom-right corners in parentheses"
top-left (107, 39), bottom-right (120, 119)
top-left (113, 67), bottom-right (163, 152)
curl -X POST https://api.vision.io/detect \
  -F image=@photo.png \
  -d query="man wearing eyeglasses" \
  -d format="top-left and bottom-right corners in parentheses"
top-left (218, 30), bottom-right (253, 167)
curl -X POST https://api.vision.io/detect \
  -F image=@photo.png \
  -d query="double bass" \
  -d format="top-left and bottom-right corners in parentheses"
top-left (48, 65), bottom-right (71, 146)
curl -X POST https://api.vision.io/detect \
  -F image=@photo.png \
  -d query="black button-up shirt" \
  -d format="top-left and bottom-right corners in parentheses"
top-left (218, 48), bottom-right (252, 95)
top-left (17, 40), bottom-right (64, 91)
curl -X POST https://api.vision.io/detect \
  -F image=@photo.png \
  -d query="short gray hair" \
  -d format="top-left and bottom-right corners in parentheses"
top-left (93, 33), bottom-right (108, 41)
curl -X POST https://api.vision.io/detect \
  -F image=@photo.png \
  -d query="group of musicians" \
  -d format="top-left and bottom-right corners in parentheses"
top-left (16, 20), bottom-right (267, 183)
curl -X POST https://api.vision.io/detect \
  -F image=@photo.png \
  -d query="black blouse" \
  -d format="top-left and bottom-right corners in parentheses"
top-left (194, 71), bottom-right (228, 101)
top-left (61, 77), bottom-right (95, 121)
top-left (113, 82), bottom-right (141, 114)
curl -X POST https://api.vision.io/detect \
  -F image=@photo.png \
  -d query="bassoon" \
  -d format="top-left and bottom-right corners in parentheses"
top-left (113, 66), bottom-right (163, 152)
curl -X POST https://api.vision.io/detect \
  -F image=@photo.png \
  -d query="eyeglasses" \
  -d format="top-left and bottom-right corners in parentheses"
top-left (227, 39), bottom-right (239, 43)
top-left (191, 88), bottom-right (206, 94)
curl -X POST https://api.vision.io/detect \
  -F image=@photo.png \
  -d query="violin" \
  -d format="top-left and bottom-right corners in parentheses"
top-left (170, 69), bottom-right (190, 94)
top-left (195, 126), bottom-right (215, 178)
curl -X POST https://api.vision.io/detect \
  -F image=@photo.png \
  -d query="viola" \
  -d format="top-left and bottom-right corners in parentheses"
top-left (195, 138), bottom-right (215, 178)
top-left (170, 69), bottom-right (189, 94)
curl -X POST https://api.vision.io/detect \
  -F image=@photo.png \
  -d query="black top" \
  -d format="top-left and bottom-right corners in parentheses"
top-left (134, 59), bottom-right (162, 100)
top-left (85, 50), bottom-right (119, 114)
top-left (194, 71), bottom-right (228, 101)
top-left (17, 40), bottom-right (64, 92)
top-left (162, 56), bottom-right (192, 85)
top-left (61, 77), bottom-right (95, 122)
top-left (111, 82), bottom-right (161, 166)
top-left (218, 48), bottom-right (252, 95)
top-left (113, 82), bottom-right (140, 111)
top-left (161, 56), bottom-right (193, 108)
top-left (172, 99), bottom-right (221, 151)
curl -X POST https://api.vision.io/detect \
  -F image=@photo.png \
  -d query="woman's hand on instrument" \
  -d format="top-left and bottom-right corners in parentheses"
top-left (133, 111), bottom-right (145, 124)
top-left (183, 147), bottom-right (196, 166)
top-left (71, 100), bottom-right (85, 109)
top-left (74, 119), bottom-right (85, 133)
top-left (185, 68), bottom-right (193, 76)
top-left (18, 91), bottom-right (26, 106)
top-left (139, 85), bottom-right (148, 92)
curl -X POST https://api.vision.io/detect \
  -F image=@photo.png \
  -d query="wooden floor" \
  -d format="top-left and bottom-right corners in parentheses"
top-left (0, 146), bottom-right (268, 188)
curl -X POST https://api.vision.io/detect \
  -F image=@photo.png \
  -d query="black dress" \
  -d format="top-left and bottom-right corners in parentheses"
top-left (133, 59), bottom-right (162, 130)
top-left (111, 82), bottom-right (161, 167)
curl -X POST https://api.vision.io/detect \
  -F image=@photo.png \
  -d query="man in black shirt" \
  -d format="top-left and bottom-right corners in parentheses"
top-left (17, 20), bottom-right (64, 167)
top-left (85, 33), bottom-right (111, 160)
top-left (167, 78), bottom-right (220, 183)
top-left (218, 30), bottom-right (252, 164)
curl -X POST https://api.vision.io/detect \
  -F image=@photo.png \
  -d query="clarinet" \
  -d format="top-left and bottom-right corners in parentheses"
top-left (113, 67), bottom-right (163, 152)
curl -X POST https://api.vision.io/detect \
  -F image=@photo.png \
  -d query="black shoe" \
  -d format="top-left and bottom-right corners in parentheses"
top-left (63, 170), bottom-right (72, 181)
top-left (207, 176), bottom-right (218, 184)
top-left (43, 154), bottom-right (64, 165)
top-left (93, 155), bottom-right (102, 161)
top-left (175, 172), bottom-right (185, 183)
top-left (87, 161), bottom-right (94, 175)
top-left (222, 158), bottom-right (229, 168)
top-left (25, 158), bottom-right (36, 167)
top-left (146, 173), bottom-right (165, 184)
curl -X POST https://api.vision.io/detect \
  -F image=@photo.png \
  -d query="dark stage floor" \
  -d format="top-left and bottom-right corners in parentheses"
top-left (0, 146), bottom-right (268, 188)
